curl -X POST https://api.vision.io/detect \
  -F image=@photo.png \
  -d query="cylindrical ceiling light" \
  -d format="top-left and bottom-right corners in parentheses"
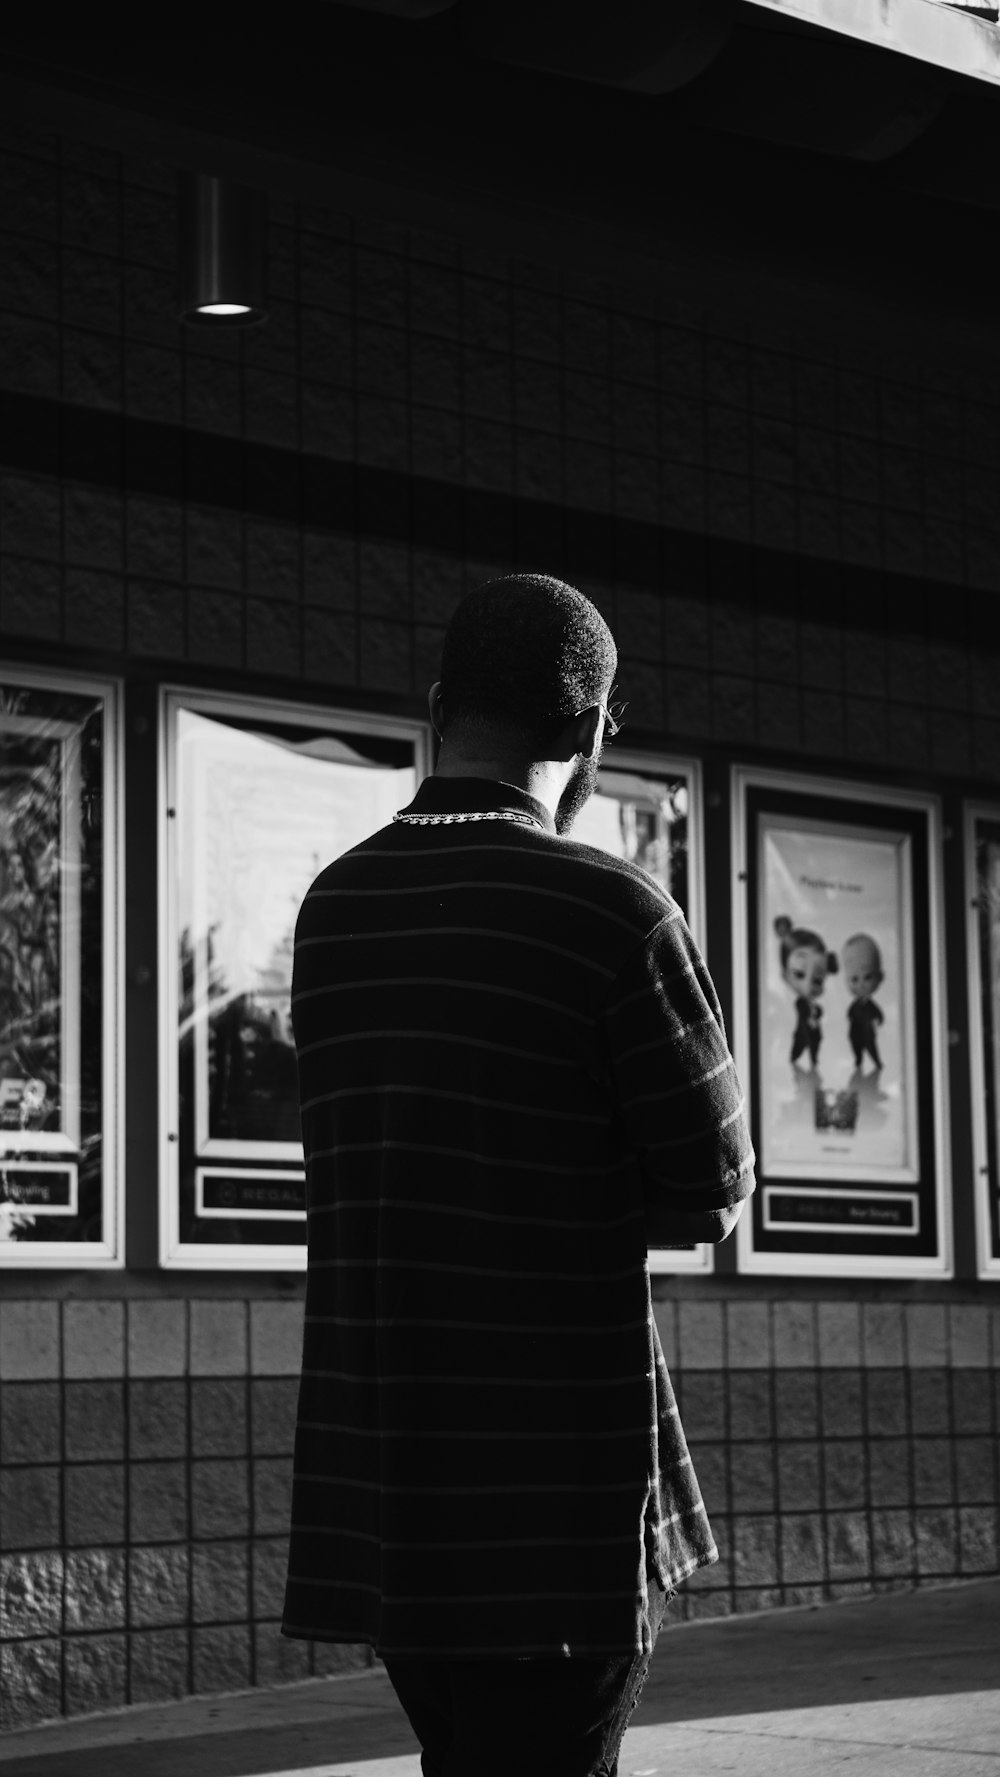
top-left (178, 172), bottom-right (268, 326)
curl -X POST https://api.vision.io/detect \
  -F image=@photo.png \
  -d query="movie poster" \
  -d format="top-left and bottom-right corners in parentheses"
top-left (0, 718), bottom-right (78, 1159)
top-left (1, 676), bottom-right (119, 1265)
top-left (180, 712), bottom-right (411, 1163)
top-left (758, 814), bottom-right (918, 1185)
top-left (986, 840), bottom-right (1000, 1184)
top-left (164, 695), bottom-right (425, 1265)
top-left (735, 770), bottom-right (947, 1276)
top-left (969, 812), bottom-right (1000, 1276)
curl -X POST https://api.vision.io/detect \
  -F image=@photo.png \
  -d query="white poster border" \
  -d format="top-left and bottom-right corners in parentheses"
top-left (195, 1165), bottom-right (306, 1222)
top-left (762, 1183), bottom-right (920, 1238)
top-left (0, 1161), bottom-right (79, 1218)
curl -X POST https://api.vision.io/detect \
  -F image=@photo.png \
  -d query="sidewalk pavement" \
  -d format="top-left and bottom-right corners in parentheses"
top-left (1, 1577), bottom-right (997, 1776)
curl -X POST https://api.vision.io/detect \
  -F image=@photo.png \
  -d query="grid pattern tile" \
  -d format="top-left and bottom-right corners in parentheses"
top-left (1, 126), bottom-right (999, 778)
top-left (652, 1298), bottom-right (1000, 1619)
top-left (3, 1295), bottom-right (998, 1722)
top-left (0, 1297), bottom-right (373, 1730)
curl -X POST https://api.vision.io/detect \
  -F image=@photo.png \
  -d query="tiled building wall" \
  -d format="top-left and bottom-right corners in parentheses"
top-left (0, 126), bottom-right (999, 766)
top-left (2, 1293), bottom-right (998, 1728)
top-left (659, 1297), bottom-right (1000, 1617)
top-left (2, 123), bottom-right (1000, 1732)
top-left (0, 1296), bottom-right (367, 1732)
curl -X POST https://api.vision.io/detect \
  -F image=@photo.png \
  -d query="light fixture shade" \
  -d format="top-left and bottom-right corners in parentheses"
top-left (178, 172), bottom-right (268, 326)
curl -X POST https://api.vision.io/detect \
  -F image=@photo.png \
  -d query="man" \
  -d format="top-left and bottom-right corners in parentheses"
top-left (283, 574), bottom-right (754, 1777)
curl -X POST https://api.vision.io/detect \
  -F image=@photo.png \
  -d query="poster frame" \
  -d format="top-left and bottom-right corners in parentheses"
top-left (731, 765), bottom-right (951, 1279)
top-left (965, 800), bottom-right (1000, 1281)
top-left (580, 747), bottom-right (705, 954)
top-left (578, 746), bottom-right (710, 1275)
top-left (158, 685), bottom-right (431, 1271)
top-left (0, 666), bottom-right (123, 1268)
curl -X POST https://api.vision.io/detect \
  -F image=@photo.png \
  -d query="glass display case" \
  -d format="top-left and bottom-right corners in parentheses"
top-left (732, 767), bottom-right (950, 1278)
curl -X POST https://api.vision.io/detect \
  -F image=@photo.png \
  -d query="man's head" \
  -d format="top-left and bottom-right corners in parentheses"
top-left (432, 574), bottom-right (618, 832)
top-left (842, 933), bottom-right (883, 1001)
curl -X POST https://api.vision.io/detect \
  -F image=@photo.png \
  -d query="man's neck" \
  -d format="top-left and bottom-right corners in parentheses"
top-left (433, 748), bottom-right (567, 824)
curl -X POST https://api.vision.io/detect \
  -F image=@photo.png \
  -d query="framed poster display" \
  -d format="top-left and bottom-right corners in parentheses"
top-left (573, 749), bottom-right (709, 1274)
top-left (159, 689), bottom-right (430, 1269)
top-left (966, 802), bottom-right (1000, 1279)
top-left (0, 668), bottom-right (122, 1265)
top-left (732, 767), bottom-right (950, 1278)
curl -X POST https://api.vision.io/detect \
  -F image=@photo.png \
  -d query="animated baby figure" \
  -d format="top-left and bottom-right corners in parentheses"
top-left (841, 932), bottom-right (885, 1072)
top-left (774, 916), bottom-right (839, 1070)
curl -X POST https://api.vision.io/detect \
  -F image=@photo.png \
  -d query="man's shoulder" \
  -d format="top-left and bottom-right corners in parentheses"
top-left (298, 822), bottom-right (680, 942)
top-left (536, 831), bottom-right (679, 932)
top-left (305, 823), bottom-right (397, 881)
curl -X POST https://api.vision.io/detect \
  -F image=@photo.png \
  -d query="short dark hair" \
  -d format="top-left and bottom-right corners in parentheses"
top-left (440, 574), bottom-right (617, 742)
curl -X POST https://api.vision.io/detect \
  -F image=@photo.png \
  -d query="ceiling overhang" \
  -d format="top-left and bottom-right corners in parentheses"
top-left (2, 1), bottom-right (1000, 373)
top-left (743, 0), bottom-right (1000, 81)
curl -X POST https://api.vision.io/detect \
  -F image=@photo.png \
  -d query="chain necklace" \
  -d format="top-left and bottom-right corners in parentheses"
top-left (393, 809), bottom-right (544, 830)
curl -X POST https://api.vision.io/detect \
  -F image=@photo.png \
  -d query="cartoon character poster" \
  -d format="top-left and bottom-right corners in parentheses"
top-left (758, 815), bottom-right (919, 1183)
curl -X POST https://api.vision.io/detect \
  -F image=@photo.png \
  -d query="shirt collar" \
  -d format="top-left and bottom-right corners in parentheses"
top-left (398, 775), bottom-right (556, 835)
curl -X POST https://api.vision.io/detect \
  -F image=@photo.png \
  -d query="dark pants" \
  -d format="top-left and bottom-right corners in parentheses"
top-left (383, 1590), bottom-right (669, 1777)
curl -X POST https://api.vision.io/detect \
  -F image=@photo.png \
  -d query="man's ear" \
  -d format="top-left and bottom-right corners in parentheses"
top-left (569, 705), bottom-right (604, 761)
top-left (428, 681), bottom-right (445, 738)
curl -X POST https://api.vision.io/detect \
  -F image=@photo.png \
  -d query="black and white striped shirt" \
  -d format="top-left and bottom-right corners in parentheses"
top-left (283, 774), bottom-right (754, 1659)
